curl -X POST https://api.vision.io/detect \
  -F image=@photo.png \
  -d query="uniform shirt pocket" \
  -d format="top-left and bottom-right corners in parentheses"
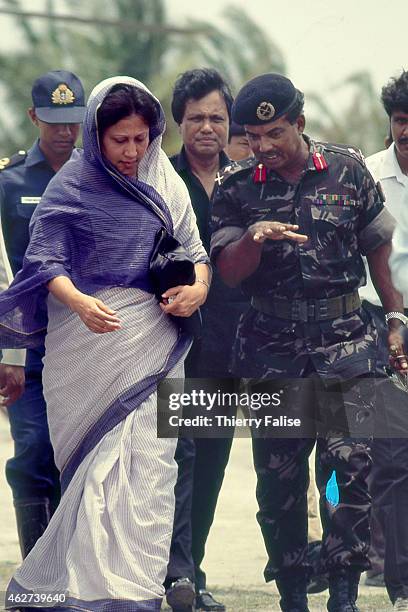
top-left (310, 202), bottom-right (356, 227)
top-left (309, 200), bottom-right (359, 262)
top-left (17, 196), bottom-right (41, 219)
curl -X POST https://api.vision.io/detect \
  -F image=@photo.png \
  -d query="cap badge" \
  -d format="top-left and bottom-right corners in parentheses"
top-left (256, 101), bottom-right (275, 121)
top-left (51, 83), bottom-right (75, 105)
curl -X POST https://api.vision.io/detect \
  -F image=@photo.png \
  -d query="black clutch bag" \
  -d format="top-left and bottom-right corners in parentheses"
top-left (150, 227), bottom-right (202, 338)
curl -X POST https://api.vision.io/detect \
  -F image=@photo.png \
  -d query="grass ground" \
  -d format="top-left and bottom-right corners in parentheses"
top-left (0, 568), bottom-right (392, 612)
top-left (0, 422), bottom-right (393, 611)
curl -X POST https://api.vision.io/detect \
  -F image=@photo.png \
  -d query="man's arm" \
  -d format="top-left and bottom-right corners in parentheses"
top-left (367, 240), bottom-right (408, 370)
top-left (0, 183), bottom-right (26, 404)
top-left (215, 221), bottom-right (308, 287)
top-left (367, 240), bottom-right (404, 313)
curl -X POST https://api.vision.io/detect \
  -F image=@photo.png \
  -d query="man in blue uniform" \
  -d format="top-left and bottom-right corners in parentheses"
top-left (0, 70), bottom-right (85, 558)
top-left (210, 73), bottom-right (407, 612)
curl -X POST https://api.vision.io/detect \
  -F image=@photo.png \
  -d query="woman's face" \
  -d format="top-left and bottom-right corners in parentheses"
top-left (101, 113), bottom-right (150, 177)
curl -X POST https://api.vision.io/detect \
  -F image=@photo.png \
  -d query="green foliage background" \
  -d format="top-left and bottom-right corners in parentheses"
top-left (0, 0), bottom-right (389, 157)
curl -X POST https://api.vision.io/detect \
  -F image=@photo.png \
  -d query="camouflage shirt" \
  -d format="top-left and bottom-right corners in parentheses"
top-left (210, 137), bottom-right (395, 300)
top-left (210, 138), bottom-right (395, 379)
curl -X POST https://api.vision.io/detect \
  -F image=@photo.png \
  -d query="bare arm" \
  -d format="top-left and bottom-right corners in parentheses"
top-left (48, 275), bottom-right (121, 334)
top-left (217, 222), bottom-right (308, 288)
top-left (367, 241), bottom-right (407, 370)
top-left (367, 241), bottom-right (404, 313)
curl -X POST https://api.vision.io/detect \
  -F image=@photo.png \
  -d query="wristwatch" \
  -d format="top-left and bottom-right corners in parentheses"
top-left (385, 311), bottom-right (408, 325)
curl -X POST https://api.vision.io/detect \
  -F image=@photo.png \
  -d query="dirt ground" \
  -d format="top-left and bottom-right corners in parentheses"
top-left (0, 414), bottom-right (390, 611)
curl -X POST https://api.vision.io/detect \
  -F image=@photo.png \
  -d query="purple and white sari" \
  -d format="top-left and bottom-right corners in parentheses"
top-left (3, 76), bottom-right (208, 610)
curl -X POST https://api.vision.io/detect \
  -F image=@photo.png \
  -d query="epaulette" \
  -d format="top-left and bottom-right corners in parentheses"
top-left (321, 142), bottom-right (366, 168)
top-left (0, 150), bottom-right (27, 172)
top-left (215, 156), bottom-right (256, 187)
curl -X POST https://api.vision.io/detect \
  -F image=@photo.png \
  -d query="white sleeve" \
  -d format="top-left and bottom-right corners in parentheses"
top-left (390, 194), bottom-right (408, 297)
top-left (0, 207), bottom-right (26, 366)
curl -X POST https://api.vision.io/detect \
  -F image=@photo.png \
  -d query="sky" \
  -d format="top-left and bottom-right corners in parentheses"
top-left (169, 0), bottom-right (407, 96)
top-left (0, 0), bottom-right (406, 103)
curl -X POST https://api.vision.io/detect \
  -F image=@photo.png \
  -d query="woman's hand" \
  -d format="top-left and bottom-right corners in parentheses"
top-left (47, 276), bottom-right (121, 334)
top-left (160, 282), bottom-right (208, 317)
top-left (69, 292), bottom-right (122, 334)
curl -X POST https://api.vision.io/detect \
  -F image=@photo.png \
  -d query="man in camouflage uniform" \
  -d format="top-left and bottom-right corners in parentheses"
top-left (210, 73), bottom-right (407, 612)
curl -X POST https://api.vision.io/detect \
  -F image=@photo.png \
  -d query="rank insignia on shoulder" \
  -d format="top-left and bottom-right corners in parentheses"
top-left (253, 163), bottom-right (266, 183)
top-left (348, 146), bottom-right (365, 162)
top-left (323, 142), bottom-right (366, 167)
top-left (215, 158), bottom-right (256, 186)
top-left (0, 150), bottom-right (26, 171)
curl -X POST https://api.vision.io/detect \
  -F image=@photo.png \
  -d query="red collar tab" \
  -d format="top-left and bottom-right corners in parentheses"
top-left (313, 151), bottom-right (328, 171)
top-left (253, 163), bottom-right (267, 183)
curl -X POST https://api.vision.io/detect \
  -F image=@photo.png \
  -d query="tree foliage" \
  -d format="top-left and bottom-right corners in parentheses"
top-left (307, 71), bottom-right (388, 156)
top-left (0, 1), bottom-right (387, 158)
top-left (0, 0), bottom-right (286, 155)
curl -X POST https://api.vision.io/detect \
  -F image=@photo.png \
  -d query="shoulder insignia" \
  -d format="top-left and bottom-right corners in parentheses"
top-left (215, 156), bottom-right (256, 186)
top-left (0, 150), bottom-right (27, 171)
top-left (322, 142), bottom-right (366, 168)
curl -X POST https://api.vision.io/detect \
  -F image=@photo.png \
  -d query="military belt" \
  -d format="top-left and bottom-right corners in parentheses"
top-left (251, 291), bottom-right (361, 323)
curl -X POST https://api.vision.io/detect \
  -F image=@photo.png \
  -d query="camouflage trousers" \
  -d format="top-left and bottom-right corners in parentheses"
top-left (250, 374), bottom-right (375, 582)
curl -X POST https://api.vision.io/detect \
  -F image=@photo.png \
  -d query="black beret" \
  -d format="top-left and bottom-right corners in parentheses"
top-left (232, 73), bottom-right (302, 126)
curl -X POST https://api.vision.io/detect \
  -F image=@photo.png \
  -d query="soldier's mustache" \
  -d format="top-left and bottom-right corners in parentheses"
top-left (398, 138), bottom-right (408, 145)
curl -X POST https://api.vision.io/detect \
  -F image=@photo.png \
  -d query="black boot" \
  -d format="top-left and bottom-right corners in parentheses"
top-left (14, 498), bottom-right (52, 559)
top-left (348, 570), bottom-right (360, 608)
top-left (327, 569), bottom-right (361, 612)
top-left (276, 574), bottom-right (310, 612)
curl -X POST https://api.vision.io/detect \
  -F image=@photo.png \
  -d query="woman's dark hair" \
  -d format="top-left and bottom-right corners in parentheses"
top-left (171, 68), bottom-right (233, 124)
top-left (97, 84), bottom-right (160, 140)
top-left (381, 71), bottom-right (408, 117)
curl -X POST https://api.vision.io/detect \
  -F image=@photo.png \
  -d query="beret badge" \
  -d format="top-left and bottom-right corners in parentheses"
top-left (256, 101), bottom-right (275, 121)
top-left (51, 83), bottom-right (75, 105)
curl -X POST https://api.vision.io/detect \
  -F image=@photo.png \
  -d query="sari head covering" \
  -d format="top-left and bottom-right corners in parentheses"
top-left (0, 76), bottom-right (206, 348)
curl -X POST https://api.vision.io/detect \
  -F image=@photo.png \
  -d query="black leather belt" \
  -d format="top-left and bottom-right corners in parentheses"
top-left (251, 291), bottom-right (361, 322)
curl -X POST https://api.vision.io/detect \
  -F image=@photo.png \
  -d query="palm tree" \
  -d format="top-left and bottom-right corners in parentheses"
top-left (306, 71), bottom-right (388, 156)
top-left (0, 0), bottom-right (287, 154)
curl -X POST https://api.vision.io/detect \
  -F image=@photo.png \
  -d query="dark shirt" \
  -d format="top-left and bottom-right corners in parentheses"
top-left (170, 146), bottom-right (249, 376)
top-left (211, 137), bottom-right (395, 300)
top-left (170, 146), bottom-right (230, 254)
top-left (0, 141), bottom-right (57, 370)
top-left (0, 141), bottom-right (55, 275)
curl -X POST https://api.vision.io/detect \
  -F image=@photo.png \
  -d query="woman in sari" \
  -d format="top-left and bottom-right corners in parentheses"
top-left (3, 76), bottom-right (210, 611)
